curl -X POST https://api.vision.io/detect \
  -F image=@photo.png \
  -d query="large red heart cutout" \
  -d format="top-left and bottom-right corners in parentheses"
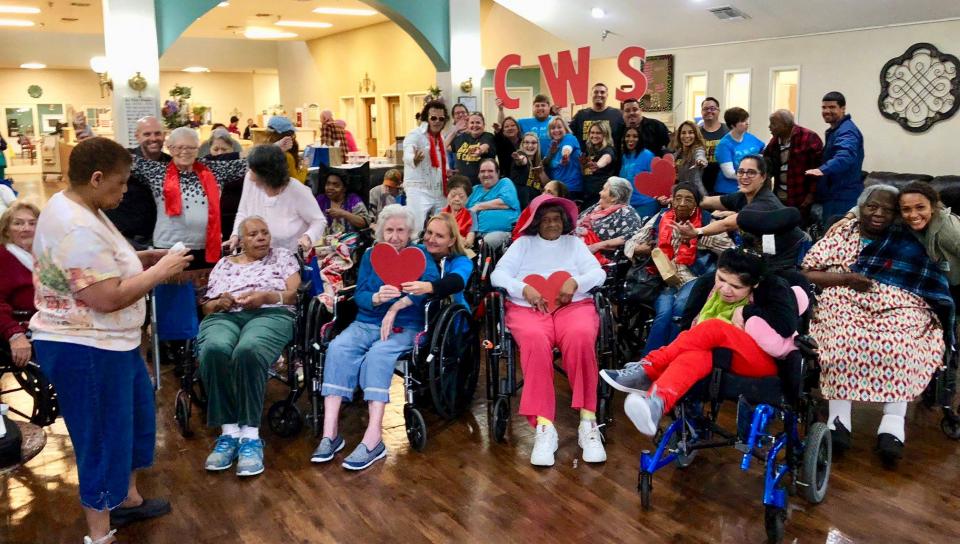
top-left (370, 243), bottom-right (427, 288)
top-left (634, 153), bottom-right (676, 199)
top-left (523, 270), bottom-right (572, 313)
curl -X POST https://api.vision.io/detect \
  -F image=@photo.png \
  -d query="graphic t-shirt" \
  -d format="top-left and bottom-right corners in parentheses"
top-left (517, 116), bottom-right (554, 157)
top-left (699, 124), bottom-right (730, 163)
top-left (30, 192), bottom-right (146, 351)
top-left (571, 107), bottom-right (625, 150)
top-left (452, 132), bottom-right (496, 185)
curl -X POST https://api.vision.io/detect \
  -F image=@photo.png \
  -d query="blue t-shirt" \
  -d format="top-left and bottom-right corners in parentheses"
top-left (466, 177), bottom-right (520, 233)
top-left (517, 116), bottom-right (554, 155)
top-left (714, 132), bottom-right (765, 194)
top-left (620, 149), bottom-right (658, 216)
top-left (441, 254), bottom-right (474, 311)
top-left (544, 133), bottom-right (583, 192)
top-left (354, 245), bottom-right (440, 329)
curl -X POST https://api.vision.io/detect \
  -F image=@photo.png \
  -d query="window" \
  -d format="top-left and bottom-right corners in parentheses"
top-left (724, 69), bottom-right (751, 112)
top-left (771, 67), bottom-right (800, 116)
top-left (684, 73), bottom-right (708, 122)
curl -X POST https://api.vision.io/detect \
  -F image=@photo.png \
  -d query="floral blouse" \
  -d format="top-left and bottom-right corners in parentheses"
top-left (204, 247), bottom-right (300, 312)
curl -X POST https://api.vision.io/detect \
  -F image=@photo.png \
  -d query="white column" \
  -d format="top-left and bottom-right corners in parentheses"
top-left (101, 0), bottom-right (162, 148)
top-left (438, 0), bottom-right (483, 108)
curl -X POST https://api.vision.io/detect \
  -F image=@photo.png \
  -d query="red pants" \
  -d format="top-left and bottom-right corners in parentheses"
top-left (505, 299), bottom-right (599, 426)
top-left (645, 319), bottom-right (777, 411)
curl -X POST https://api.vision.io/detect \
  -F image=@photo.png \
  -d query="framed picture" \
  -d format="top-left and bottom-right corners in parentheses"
top-left (458, 95), bottom-right (478, 112)
top-left (640, 54), bottom-right (675, 112)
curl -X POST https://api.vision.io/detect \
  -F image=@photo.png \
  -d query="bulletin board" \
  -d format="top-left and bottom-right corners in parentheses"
top-left (640, 54), bottom-right (674, 112)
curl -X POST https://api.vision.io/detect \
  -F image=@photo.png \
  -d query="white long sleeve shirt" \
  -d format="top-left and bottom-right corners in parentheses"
top-left (232, 174), bottom-right (327, 252)
top-left (402, 123), bottom-right (445, 193)
top-left (491, 234), bottom-right (606, 307)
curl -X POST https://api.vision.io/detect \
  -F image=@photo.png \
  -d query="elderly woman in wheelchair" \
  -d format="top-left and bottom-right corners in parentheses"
top-left (196, 216), bottom-right (302, 477)
top-left (490, 194), bottom-right (608, 467)
top-left (311, 204), bottom-right (440, 470)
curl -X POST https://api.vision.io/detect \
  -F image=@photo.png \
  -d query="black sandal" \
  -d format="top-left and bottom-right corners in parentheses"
top-left (876, 433), bottom-right (904, 468)
top-left (110, 498), bottom-right (172, 527)
top-left (830, 418), bottom-right (851, 454)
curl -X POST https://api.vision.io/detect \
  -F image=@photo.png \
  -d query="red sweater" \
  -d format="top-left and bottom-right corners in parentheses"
top-left (0, 245), bottom-right (34, 339)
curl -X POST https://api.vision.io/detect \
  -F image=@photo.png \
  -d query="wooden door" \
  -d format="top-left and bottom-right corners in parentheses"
top-left (363, 97), bottom-right (377, 156)
top-left (386, 96), bottom-right (400, 146)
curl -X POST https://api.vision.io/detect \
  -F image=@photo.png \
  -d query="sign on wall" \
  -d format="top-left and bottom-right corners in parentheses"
top-left (639, 55), bottom-right (674, 112)
top-left (878, 42), bottom-right (958, 133)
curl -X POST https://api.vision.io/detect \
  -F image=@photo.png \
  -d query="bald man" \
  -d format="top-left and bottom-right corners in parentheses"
top-left (762, 109), bottom-right (823, 217)
top-left (320, 109), bottom-right (348, 157)
top-left (104, 116), bottom-right (168, 247)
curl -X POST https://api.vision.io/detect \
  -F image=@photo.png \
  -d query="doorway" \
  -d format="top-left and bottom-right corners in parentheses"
top-left (385, 95), bottom-right (401, 147)
top-left (362, 96), bottom-right (377, 156)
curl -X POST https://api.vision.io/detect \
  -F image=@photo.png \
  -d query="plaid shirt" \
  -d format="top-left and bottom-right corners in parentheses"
top-left (320, 121), bottom-right (348, 154)
top-left (762, 125), bottom-right (823, 208)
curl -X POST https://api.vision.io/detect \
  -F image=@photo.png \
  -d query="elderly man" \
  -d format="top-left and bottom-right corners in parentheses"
top-left (572, 83), bottom-right (625, 152)
top-left (320, 110), bottom-right (348, 157)
top-left (104, 116), bottom-right (169, 248)
top-left (806, 91), bottom-right (865, 226)
top-left (763, 109), bottom-right (823, 218)
top-left (621, 97), bottom-right (669, 158)
top-left (403, 100), bottom-right (450, 230)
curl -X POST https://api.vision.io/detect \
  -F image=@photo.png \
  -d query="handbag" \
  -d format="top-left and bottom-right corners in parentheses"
top-left (623, 257), bottom-right (665, 305)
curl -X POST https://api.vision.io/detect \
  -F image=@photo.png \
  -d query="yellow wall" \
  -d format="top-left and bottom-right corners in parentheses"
top-left (0, 68), bottom-right (110, 111)
top-left (479, 0), bottom-right (574, 69)
top-left (158, 71), bottom-right (259, 126)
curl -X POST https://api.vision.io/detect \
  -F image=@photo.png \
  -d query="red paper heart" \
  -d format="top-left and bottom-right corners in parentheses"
top-left (370, 243), bottom-right (427, 288)
top-left (634, 153), bottom-right (676, 199)
top-left (523, 270), bottom-right (573, 313)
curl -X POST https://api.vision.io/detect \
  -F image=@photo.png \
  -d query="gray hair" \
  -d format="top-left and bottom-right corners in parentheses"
top-left (210, 127), bottom-right (235, 147)
top-left (606, 176), bottom-right (633, 204)
top-left (770, 109), bottom-right (795, 125)
top-left (237, 215), bottom-right (270, 237)
top-left (167, 126), bottom-right (200, 148)
top-left (375, 204), bottom-right (416, 242)
top-left (857, 184), bottom-right (900, 207)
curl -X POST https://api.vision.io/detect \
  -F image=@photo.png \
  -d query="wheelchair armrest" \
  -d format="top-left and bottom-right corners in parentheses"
top-left (794, 334), bottom-right (819, 360)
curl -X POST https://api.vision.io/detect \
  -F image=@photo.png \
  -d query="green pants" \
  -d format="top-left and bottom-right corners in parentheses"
top-left (196, 308), bottom-right (294, 428)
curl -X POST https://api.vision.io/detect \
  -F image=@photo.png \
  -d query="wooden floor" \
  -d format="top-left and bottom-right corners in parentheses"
top-left (2, 362), bottom-right (960, 544)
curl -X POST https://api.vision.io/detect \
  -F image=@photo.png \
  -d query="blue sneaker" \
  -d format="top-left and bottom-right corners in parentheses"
top-left (311, 435), bottom-right (345, 463)
top-left (204, 435), bottom-right (239, 471)
top-left (342, 441), bottom-right (387, 471)
top-left (236, 438), bottom-right (265, 477)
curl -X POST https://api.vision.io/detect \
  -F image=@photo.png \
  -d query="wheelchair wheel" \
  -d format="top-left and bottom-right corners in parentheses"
top-left (940, 416), bottom-right (960, 440)
top-left (267, 400), bottom-right (302, 438)
top-left (799, 422), bottom-right (831, 504)
top-left (638, 471), bottom-right (653, 510)
top-left (492, 396), bottom-right (510, 443)
top-left (8, 364), bottom-right (59, 426)
top-left (429, 306), bottom-right (476, 420)
top-left (405, 405), bottom-right (427, 451)
top-left (174, 389), bottom-right (193, 438)
top-left (764, 505), bottom-right (787, 544)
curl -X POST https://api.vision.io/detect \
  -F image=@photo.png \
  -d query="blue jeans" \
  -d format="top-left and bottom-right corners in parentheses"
top-left (642, 280), bottom-right (696, 356)
top-left (34, 341), bottom-right (155, 511)
top-left (320, 321), bottom-right (416, 403)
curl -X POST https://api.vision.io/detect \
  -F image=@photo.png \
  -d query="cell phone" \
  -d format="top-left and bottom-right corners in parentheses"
top-left (170, 242), bottom-right (186, 253)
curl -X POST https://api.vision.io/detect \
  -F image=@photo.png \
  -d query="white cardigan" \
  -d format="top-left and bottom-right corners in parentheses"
top-left (491, 234), bottom-right (606, 308)
top-left (232, 174), bottom-right (327, 252)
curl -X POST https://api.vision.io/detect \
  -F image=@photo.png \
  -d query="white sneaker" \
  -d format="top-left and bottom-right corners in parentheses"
top-left (578, 420), bottom-right (607, 463)
top-left (530, 424), bottom-right (559, 466)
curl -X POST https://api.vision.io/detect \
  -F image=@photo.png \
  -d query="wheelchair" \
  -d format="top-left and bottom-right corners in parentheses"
top-left (292, 284), bottom-right (479, 451)
top-left (464, 236), bottom-right (503, 312)
top-left (921, 327), bottom-right (960, 440)
top-left (0, 311), bottom-right (58, 426)
top-left (637, 295), bottom-right (830, 544)
top-left (482, 287), bottom-right (619, 442)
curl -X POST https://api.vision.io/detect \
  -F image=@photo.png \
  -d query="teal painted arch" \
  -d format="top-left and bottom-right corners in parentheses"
top-left (154, 0), bottom-right (450, 71)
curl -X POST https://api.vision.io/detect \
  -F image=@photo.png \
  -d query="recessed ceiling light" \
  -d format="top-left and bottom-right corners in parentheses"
top-left (0, 19), bottom-right (34, 26)
top-left (0, 6), bottom-right (40, 14)
top-left (312, 7), bottom-right (376, 16)
top-left (217, 1), bottom-right (229, 7)
top-left (244, 26), bottom-right (298, 39)
top-left (275, 20), bottom-right (332, 28)
top-left (591, 7), bottom-right (605, 18)
top-left (182, 66), bottom-right (210, 73)
top-left (20, 62), bottom-right (46, 69)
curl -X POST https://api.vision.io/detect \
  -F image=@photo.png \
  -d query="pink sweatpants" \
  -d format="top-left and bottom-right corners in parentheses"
top-left (505, 299), bottom-right (599, 427)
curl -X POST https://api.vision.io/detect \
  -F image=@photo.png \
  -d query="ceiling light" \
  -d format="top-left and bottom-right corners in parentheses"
top-left (182, 66), bottom-right (210, 73)
top-left (20, 62), bottom-right (46, 69)
top-left (0, 18), bottom-right (34, 26)
top-left (312, 7), bottom-right (376, 16)
top-left (243, 26), bottom-right (298, 39)
top-left (217, 1), bottom-right (229, 7)
top-left (275, 20), bottom-right (332, 28)
top-left (591, 7), bottom-right (605, 18)
top-left (0, 6), bottom-right (41, 14)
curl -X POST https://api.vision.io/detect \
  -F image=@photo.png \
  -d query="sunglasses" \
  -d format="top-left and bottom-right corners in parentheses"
top-left (429, 115), bottom-right (446, 122)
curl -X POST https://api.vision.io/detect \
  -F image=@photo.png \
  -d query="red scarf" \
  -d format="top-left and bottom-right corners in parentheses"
top-left (429, 130), bottom-right (448, 192)
top-left (163, 161), bottom-right (221, 263)
top-left (654, 208), bottom-right (700, 270)
top-left (442, 205), bottom-right (472, 237)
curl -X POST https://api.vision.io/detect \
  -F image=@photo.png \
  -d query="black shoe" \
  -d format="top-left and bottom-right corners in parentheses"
top-left (110, 498), bottom-right (172, 527)
top-left (876, 433), bottom-right (904, 468)
top-left (830, 418), bottom-right (851, 454)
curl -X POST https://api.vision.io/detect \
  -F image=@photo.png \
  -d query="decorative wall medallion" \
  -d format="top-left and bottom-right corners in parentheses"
top-left (878, 42), bottom-right (959, 132)
top-left (27, 85), bottom-right (42, 98)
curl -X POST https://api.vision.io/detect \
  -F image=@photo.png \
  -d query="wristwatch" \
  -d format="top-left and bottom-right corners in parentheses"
top-left (695, 227), bottom-right (704, 237)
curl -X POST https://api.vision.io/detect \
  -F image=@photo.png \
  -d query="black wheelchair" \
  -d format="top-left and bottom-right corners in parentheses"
top-left (637, 280), bottom-right (831, 544)
top-left (289, 279), bottom-right (480, 451)
top-left (482, 287), bottom-right (619, 442)
top-left (0, 311), bottom-right (58, 426)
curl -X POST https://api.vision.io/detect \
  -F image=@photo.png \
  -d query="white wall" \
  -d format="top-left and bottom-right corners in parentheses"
top-left (592, 19), bottom-right (960, 175)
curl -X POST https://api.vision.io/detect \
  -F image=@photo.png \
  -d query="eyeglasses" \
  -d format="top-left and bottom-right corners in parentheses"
top-left (428, 115), bottom-right (446, 122)
top-left (736, 168), bottom-right (761, 178)
top-left (702, 107), bottom-right (719, 112)
top-left (171, 145), bottom-right (199, 153)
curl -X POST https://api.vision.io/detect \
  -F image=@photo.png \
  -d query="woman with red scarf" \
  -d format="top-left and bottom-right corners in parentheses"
top-left (623, 182), bottom-right (734, 354)
top-left (576, 176), bottom-right (642, 262)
